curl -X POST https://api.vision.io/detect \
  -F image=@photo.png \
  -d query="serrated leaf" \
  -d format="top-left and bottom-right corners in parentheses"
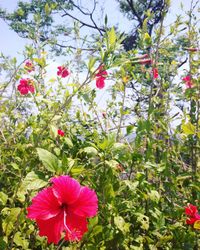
top-left (36, 148), bottom-right (60, 172)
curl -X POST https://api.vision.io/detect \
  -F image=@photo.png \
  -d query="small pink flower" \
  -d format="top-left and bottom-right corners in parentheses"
top-left (96, 77), bottom-right (105, 89)
top-left (25, 61), bottom-right (35, 73)
top-left (183, 75), bottom-right (193, 89)
top-left (95, 66), bottom-right (107, 89)
top-left (17, 78), bottom-right (35, 95)
top-left (152, 68), bottom-right (159, 79)
top-left (95, 65), bottom-right (108, 78)
top-left (27, 175), bottom-right (98, 244)
top-left (57, 66), bottom-right (69, 78)
top-left (58, 129), bottom-right (65, 137)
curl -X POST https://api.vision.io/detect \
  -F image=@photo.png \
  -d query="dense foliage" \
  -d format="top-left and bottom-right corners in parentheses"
top-left (0, 0), bottom-right (199, 249)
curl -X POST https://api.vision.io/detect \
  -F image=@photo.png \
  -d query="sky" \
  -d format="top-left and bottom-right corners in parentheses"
top-left (0, 0), bottom-right (195, 58)
top-left (0, 0), bottom-right (197, 129)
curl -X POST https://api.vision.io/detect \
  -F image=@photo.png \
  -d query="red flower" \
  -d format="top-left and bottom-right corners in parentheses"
top-left (25, 61), bottom-right (35, 73)
top-left (17, 78), bottom-right (35, 95)
top-left (152, 68), bottom-right (159, 79)
top-left (58, 129), bottom-right (65, 137)
top-left (182, 75), bottom-right (193, 89)
top-left (95, 65), bottom-right (108, 78)
top-left (57, 66), bottom-right (69, 78)
top-left (27, 175), bottom-right (98, 244)
top-left (185, 204), bottom-right (200, 227)
top-left (95, 66), bottom-right (107, 89)
top-left (96, 77), bottom-right (105, 89)
top-left (185, 204), bottom-right (198, 217)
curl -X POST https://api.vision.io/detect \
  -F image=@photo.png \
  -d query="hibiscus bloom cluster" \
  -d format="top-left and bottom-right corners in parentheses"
top-left (27, 175), bottom-right (98, 244)
top-left (185, 204), bottom-right (200, 229)
top-left (17, 63), bottom-right (70, 95)
top-left (17, 78), bottom-right (35, 95)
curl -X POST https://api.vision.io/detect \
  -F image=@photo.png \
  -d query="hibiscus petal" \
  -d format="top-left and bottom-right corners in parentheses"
top-left (36, 211), bottom-right (65, 244)
top-left (64, 212), bottom-right (88, 241)
top-left (28, 85), bottom-right (35, 93)
top-left (69, 186), bottom-right (98, 218)
top-left (51, 175), bottom-right (81, 205)
top-left (96, 77), bottom-right (105, 89)
top-left (27, 187), bottom-right (61, 220)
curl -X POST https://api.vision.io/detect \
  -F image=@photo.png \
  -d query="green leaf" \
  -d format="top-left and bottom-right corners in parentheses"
top-left (88, 57), bottom-right (97, 71)
top-left (36, 148), bottom-right (60, 172)
top-left (2, 208), bottom-right (21, 236)
top-left (65, 138), bottom-right (73, 148)
top-left (0, 192), bottom-right (8, 205)
top-left (21, 171), bottom-right (47, 191)
top-left (13, 232), bottom-right (29, 249)
top-left (182, 122), bottom-right (195, 135)
top-left (44, 3), bottom-right (51, 15)
top-left (136, 213), bottom-right (149, 230)
top-left (148, 190), bottom-right (160, 203)
top-left (114, 216), bottom-right (130, 233)
top-left (108, 27), bottom-right (116, 47)
top-left (82, 147), bottom-right (98, 156)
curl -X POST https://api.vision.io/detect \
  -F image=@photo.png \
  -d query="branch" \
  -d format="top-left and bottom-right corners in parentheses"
top-left (61, 10), bottom-right (105, 33)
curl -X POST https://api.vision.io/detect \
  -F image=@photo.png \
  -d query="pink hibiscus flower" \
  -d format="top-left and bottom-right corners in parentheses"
top-left (17, 78), bottom-right (35, 95)
top-left (57, 66), bottom-right (69, 78)
top-left (27, 175), bottom-right (98, 244)
top-left (58, 129), bottom-right (65, 137)
top-left (182, 75), bottom-right (193, 89)
top-left (24, 60), bottom-right (35, 73)
top-left (95, 65), bottom-right (108, 89)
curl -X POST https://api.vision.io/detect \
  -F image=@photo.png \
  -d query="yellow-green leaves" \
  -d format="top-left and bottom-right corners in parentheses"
top-left (108, 27), bottom-right (117, 48)
top-left (181, 121), bottom-right (196, 136)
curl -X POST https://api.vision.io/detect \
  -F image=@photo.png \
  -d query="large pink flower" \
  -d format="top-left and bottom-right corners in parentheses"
top-left (17, 78), bottom-right (35, 95)
top-left (27, 175), bottom-right (98, 244)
